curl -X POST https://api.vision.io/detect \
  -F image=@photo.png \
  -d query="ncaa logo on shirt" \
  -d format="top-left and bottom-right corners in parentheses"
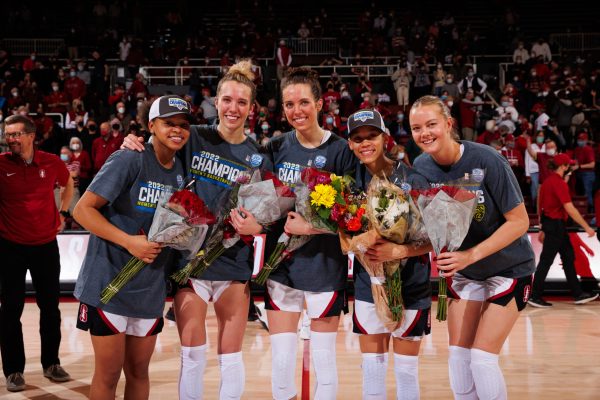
top-left (471, 168), bottom-right (484, 183)
top-left (168, 98), bottom-right (189, 111)
top-left (400, 182), bottom-right (411, 192)
top-left (249, 154), bottom-right (263, 168)
top-left (39, 169), bottom-right (46, 178)
top-left (177, 175), bottom-right (184, 187)
top-left (314, 155), bottom-right (327, 168)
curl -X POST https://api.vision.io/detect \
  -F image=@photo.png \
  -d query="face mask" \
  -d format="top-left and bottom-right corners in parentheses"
top-left (506, 142), bottom-right (515, 149)
top-left (12, 91), bottom-right (18, 97)
top-left (100, 130), bottom-right (109, 137)
top-left (397, 152), bottom-right (405, 160)
top-left (259, 112), bottom-right (266, 118)
top-left (446, 78), bottom-right (453, 84)
top-left (531, 72), bottom-right (537, 76)
top-left (397, 114), bottom-right (404, 121)
top-left (326, 117), bottom-right (334, 124)
top-left (244, 128), bottom-right (251, 135)
top-left (88, 125), bottom-right (97, 132)
top-left (468, 72), bottom-right (474, 77)
top-left (440, 95), bottom-right (447, 101)
top-left (341, 91), bottom-right (350, 98)
top-left (31, 55), bottom-right (36, 60)
top-left (546, 148), bottom-right (556, 156)
top-left (70, 143), bottom-right (81, 151)
top-left (447, 101), bottom-right (454, 107)
top-left (137, 100), bottom-right (143, 108)
top-left (78, 65), bottom-right (84, 71)
top-left (501, 101), bottom-right (510, 107)
top-left (334, 109), bottom-right (339, 115)
top-left (77, 121), bottom-right (84, 127)
top-left (112, 124), bottom-right (121, 131)
top-left (536, 136), bottom-right (545, 144)
top-left (60, 154), bottom-right (69, 162)
top-left (577, 140), bottom-right (587, 147)
top-left (52, 85), bottom-right (59, 91)
top-left (261, 124), bottom-right (269, 131)
top-left (118, 107), bottom-right (126, 114)
top-left (541, 91), bottom-right (548, 96)
top-left (70, 71), bottom-right (76, 77)
top-left (513, 76), bottom-right (519, 82)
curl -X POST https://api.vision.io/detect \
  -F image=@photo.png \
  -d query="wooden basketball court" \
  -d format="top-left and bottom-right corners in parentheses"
top-left (1, 298), bottom-right (599, 399)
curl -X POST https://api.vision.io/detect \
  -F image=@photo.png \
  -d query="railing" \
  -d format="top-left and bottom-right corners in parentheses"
top-left (549, 33), bottom-right (600, 52)
top-left (27, 112), bottom-right (65, 128)
top-left (138, 65), bottom-right (262, 86)
top-left (279, 38), bottom-right (338, 56)
top-left (1, 38), bottom-right (65, 56)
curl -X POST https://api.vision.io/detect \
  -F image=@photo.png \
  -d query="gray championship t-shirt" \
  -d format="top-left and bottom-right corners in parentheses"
top-left (74, 144), bottom-right (184, 318)
top-left (413, 140), bottom-right (535, 280)
top-left (183, 125), bottom-right (273, 281)
top-left (353, 161), bottom-right (432, 309)
top-left (262, 130), bottom-right (356, 292)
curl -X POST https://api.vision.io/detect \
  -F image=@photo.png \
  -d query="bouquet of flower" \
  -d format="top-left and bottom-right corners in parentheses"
top-left (254, 167), bottom-right (349, 285)
top-left (172, 168), bottom-right (295, 284)
top-left (101, 179), bottom-right (215, 304)
top-left (415, 175), bottom-right (479, 321)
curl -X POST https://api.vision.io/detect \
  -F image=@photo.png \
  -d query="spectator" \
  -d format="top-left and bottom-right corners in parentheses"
top-left (57, 146), bottom-right (81, 218)
top-left (432, 62), bottom-right (447, 97)
top-left (76, 61), bottom-right (91, 86)
top-left (525, 130), bottom-right (546, 206)
top-left (200, 88), bottom-right (218, 125)
top-left (322, 82), bottom-right (340, 112)
top-left (276, 40), bottom-right (293, 81)
top-left (65, 99), bottom-right (89, 131)
top-left (110, 101), bottom-right (132, 131)
top-left (0, 115), bottom-right (74, 392)
top-left (459, 88), bottom-right (485, 141)
top-left (92, 121), bottom-right (121, 174)
top-left (458, 66), bottom-right (487, 96)
top-left (573, 132), bottom-right (596, 211)
top-left (441, 73), bottom-right (460, 99)
top-left (512, 41), bottom-right (530, 64)
top-left (494, 95), bottom-right (519, 133)
top-left (530, 37), bottom-right (552, 63)
top-left (391, 66), bottom-right (411, 112)
top-left (64, 68), bottom-right (86, 101)
top-left (126, 73), bottom-right (149, 105)
top-left (69, 136), bottom-right (92, 193)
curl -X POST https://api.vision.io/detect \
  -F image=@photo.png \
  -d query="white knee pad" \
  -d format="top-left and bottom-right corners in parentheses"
top-left (448, 346), bottom-right (477, 400)
top-left (179, 345), bottom-right (207, 400)
top-left (362, 353), bottom-right (388, 399)
top-left (218, 352), bottom-right (245, 400)
top-left (270, 332), bottom-right (298, 400)
top-left (470, 348), bottom-right (507, 400)
top-left (393, 353), bottom-right (419, 400)
top-left (310, 331), bottom-right (338, 400)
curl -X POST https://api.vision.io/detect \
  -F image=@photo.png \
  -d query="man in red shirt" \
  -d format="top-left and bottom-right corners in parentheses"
top-left (529, 153), bottom-right (599, 308)
top-left (44, 81), bottom-right (70, 114)
top-left (573, 132), bottom-right (596, 211)
top-left (64, 69), bottom-right (86, 101)
top-left (91, 121), bottom-right (122, 174)
top-left (0, 115), bottom-right (74, 391)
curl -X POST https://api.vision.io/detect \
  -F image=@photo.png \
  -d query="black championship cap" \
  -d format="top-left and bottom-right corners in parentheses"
top-left (148, 95), bottom-right (192, 121)
top-left (347, 109), bottom-right (386, 136)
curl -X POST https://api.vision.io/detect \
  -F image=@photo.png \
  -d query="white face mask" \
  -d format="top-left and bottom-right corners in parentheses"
top-left (397, 152), bottom-right (405, 160)
top-left (546, 148), bottom-right (556, 156)
top-left (70, 143), bottom-right (81, 151)
top-left (118, 107), bottom-right (126, 114)
top-left (52, 85), bottom-right (59, 91)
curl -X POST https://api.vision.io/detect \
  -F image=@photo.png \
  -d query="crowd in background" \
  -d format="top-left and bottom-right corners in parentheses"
top-left (1, 1), bottom-right (600, 228)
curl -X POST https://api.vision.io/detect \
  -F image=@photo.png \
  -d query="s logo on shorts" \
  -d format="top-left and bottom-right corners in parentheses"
top-left (79, 304), bottom-right (88, 323)
top-left (523, 284), bottom-right (531, 303)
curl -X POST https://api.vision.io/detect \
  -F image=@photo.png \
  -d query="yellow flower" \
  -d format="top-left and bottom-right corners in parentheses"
top-left (310, 184), bottom-right (337, 208)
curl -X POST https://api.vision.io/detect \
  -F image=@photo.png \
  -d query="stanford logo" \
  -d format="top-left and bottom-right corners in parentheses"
top-left (39, 169), bottom-right (46, 178)
top-left (523, 284), bottom-right (531, 303)
top-left (79, 304), bottom-right (88, 323)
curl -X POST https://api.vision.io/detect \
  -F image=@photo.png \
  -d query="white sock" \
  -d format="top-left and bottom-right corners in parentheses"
top-left (179, 345), bottom-right (207, 400)
top-left (218, 352), bottom-right (245, 400)
top-left (394, 354), bottom-right (419, 400)
top-left (470, 348), bottom-right (507, 400)
top-left (448, 346), bottom-right (477, 400)
top-left (362, 353), bottom-right (388, 399)
top-left (270, 332), bottom-right (299, 400)
top-left (310, 331), bottom-right (338, 400)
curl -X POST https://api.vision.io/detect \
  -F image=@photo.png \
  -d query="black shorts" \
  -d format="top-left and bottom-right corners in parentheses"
top-left (76, 302), bottom-right (164, 337)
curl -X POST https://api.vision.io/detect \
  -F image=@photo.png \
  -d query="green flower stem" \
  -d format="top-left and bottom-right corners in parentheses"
top-left (189, 243), bottom-right (227, 278)
top-left (100, 257), bottom-right (146, 304)
top-left (254, 241), bottom-right (288, 286)
top-left (436, 277), bottom-right (448, 321)
top-left (385, 267), bottom-right (404, 321)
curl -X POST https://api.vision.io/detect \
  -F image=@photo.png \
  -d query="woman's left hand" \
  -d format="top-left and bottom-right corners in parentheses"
top-left (365, 239), bottom-right (408, 263)
top-left (229, 206), bottom-right (262, 236)
top-left (435, 250), bottom-right (475, 277)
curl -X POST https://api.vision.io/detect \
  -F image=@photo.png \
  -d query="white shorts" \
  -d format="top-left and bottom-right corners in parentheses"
top-left (265, 279), bottom-right (347, 318)
top-left (352, 299), bottom-right (431, 340)
top-left (187, 278), bottom-right (235, 304)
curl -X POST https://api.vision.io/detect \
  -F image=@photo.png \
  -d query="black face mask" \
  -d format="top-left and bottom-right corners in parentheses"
top-left (77, 121), bottom-right (84, 127)
top-left (88, 125), bottom-right (97, 132)
top-left (112, 124), bottom-right (120, 131)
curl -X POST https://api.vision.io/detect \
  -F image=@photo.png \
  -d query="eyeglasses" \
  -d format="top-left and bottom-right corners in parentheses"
top-left (349, 131), bottom-right (383, 144)
top-left (4, 131), bottom-right (33, 139)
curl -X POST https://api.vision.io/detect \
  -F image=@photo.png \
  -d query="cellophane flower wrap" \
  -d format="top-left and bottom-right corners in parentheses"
top-left (359, 174), bottom-right (427, 330)
top-left (255, 166), bottom-right (348, 285)
top-left (101, 179), bottom-right (216, 304)
top-left (172, 168), bottom-right (295, 284)
top-left (415, 174), bottom-right (478, 321)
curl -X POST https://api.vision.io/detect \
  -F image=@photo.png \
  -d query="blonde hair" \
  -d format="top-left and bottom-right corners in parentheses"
top-left (410, 95), bottom-right (460, 140)
top-left (216, 59), bottom-right (257, 103)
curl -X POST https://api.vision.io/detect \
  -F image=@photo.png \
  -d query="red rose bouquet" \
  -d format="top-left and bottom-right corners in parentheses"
top-left (415, 175), bottom-right (479, 321)
top-left (171, 168), bottom-right (295, 284)
top-left (101, 179), bottom-right (215, 304)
